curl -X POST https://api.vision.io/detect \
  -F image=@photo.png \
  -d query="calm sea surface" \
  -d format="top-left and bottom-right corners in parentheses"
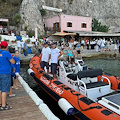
top-left (20, 59), bottom-right (120, 120)
top-left (85, 59), bottom-right (120, 77)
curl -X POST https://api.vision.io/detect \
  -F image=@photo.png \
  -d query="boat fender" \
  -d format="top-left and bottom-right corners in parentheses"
top-left (58, 98), bottom-right (75, 115)
top-left (29, 91), bottom-right (43, 106)
top-left (39, 103), bottom-right (60, 120)
top-left (22, 82), bottom-right (32, 93)
top-left (28, 68), bottom-right (34, 76)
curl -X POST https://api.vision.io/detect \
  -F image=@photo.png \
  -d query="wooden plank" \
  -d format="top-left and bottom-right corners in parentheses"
top-left (0, 83), bottom-right (47, 120)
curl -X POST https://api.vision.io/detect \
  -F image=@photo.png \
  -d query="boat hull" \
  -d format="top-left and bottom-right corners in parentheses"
top-left (29, 55), bottom-right (120, 120)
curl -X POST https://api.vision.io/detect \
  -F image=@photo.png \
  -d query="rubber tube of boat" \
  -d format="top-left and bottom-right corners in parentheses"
top-left (28, 68), bottom-right (34, 76)
top-left (58, 98), bottom-right (75, 115)
top-left (39, 103), bottom-right (60, 120)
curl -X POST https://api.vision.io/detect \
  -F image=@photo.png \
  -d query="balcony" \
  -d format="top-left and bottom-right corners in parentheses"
top-left (44, 27), bottom-right (61, 32)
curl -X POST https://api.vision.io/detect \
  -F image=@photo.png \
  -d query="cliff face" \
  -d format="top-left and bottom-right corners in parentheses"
top-left (20, 0), bottom-right (120, 34)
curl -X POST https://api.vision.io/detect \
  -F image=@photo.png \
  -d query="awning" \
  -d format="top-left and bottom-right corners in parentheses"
top-left (64, 30), bottom-right (120, 37)
top-left (0, 19), bottom-right (9, 22)
top-left (52, 32), bottom-right (76, 36)
top-left (78, 33), bottom-right (120, 37)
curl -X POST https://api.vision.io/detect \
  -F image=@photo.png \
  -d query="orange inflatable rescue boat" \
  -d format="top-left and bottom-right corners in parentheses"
top-left (28, 55), bottom-right (120, 120)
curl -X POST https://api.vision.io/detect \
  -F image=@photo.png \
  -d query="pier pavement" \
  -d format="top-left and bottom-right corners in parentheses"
top-left (0, 82), bottom-right (47, 120)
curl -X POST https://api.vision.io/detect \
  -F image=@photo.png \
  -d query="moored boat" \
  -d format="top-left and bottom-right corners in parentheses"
top-left (28, 54), bottom-right (120, 120)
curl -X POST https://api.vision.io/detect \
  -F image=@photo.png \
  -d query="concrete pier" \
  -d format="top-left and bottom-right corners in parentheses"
top-left (0, 82), bottom-right (47, 120)
top-left (12, 45), bottom-right (118, 64)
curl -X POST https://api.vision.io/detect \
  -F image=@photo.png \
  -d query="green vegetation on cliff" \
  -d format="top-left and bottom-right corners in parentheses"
top-left (92, 18), bottom-right (109, 32)
top-left (0, 0), bottom-right (22, 18)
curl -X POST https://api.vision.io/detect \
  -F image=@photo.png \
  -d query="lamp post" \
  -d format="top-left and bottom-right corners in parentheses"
top-left (88, 0), bottom-right (92, 17)
top-left (88, 0), bottom-right (93, 43)
top-left (88, 0), bottom-right (93, 31)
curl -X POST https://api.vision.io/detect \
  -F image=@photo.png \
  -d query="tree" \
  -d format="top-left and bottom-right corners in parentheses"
top-left (40, 9), bottom-right (46, 16)
top-left (69, 0), bottom-right (74, 4)
top-left (92, 18), bottom-right (109, 32)
top-left (14, 14), bottom-right (21, 26)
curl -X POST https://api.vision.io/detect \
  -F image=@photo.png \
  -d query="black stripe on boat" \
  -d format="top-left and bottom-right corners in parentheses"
top-left (79, 97), bottom-right (94, 105)
top-left (101, 110), bottom-right (113, 116)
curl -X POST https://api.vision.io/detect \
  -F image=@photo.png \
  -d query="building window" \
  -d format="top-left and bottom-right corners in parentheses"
top-left (67, 22), bottom-right (72, 27)
top-left (53, 22), bottom-right (59, 28)
top-left (81, 23), bottom-right (87, 28)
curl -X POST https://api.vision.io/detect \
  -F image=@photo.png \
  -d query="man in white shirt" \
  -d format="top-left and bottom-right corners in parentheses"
top-left (101, 38), bottom-right (105, 52)
top-left (51, 42), bottom-right (63, 78)
top-left (35, 39), bottom-right (39, 48)
top-left (41, 42), bottom-right (51, 73)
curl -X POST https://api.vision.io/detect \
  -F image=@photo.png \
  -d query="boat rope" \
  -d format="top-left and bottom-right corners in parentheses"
top-left (77, 96), bottom-right (100, 112)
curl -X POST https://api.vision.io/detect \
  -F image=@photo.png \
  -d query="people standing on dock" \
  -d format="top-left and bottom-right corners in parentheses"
top-left (87, 40), bottom-right (90, 50)
top-left (16, 40), bottom-right (21, 53)
top-left (101, 38), bottom-right (106, 52)
top-left (114, 42), bottom-right (118, 53)
top-left (0, 41), bottom-right (15, 111)
top-left (9, 64), bottom-right (16, 97)
top-left (20, 40), bottom-right (24, 54)
top-left (118, 42), bottom-right (120, 58)
top-left (51, 42), bottom-right (63, 78)
top-left (105, 40), bottom-right (110, 51)
top-left (76, 47), bottom-right (82, 59)
top-left (67, 47), bottom-right (73, 62)
top-left (13, 51), bottom-right (20, 90)
top-left (35, 39), bottom-right (39, 49)
top-left (23, 41), bottom-right (28, 56)
top-left (81, 39), bottom-right (85, 51)
top-left (97, 38), bottom-right (102, 52)
top-left (41, 42), bottom-right (51, 73)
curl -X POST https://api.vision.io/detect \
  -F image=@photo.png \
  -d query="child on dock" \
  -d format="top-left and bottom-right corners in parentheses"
top-left (13, 51), bottom-right (20, 89)
top-left (9, 64), bottom-right (16, 97)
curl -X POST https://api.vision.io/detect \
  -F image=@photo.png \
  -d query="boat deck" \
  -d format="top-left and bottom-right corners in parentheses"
top-left (104, 93), bottom-right (120, 106)
top-left (0, 83), bottom-right (47, 120)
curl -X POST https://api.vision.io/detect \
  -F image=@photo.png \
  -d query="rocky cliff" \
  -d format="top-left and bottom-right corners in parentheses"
top-left (20, 0), bottom-right (120, 34)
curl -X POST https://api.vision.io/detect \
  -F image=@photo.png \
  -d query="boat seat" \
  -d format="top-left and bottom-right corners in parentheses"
top-left (85, 81), bottom-right (109, 89)
top-left (78, 69), bottom-right (103, 79)
top-left (79, 80), bottom-right (110, 102)
top-left (67, 73), bottom-right (77, 81)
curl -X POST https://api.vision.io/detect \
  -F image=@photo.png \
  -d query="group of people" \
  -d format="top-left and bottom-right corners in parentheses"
top-left (16, 40), bottom-right (28, 56)
top-left (41, 41), bottom-right (63, 78)
top-left (0, 41), bottom-right (20, 111)
top-left (66, 37), bottom-right (119, 53)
